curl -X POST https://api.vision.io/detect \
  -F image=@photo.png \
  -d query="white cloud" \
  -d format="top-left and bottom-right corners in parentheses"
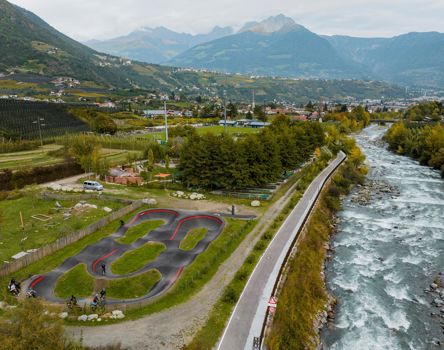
top-left (8, 0), bottom-right (444, 41)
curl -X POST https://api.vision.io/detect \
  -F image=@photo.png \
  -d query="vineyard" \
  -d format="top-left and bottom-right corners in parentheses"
top-left (0, 99), bottom-right (90, 139)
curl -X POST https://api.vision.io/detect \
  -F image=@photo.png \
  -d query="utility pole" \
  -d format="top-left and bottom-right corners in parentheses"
top-left (163, 98), bottom-right (169, 143)
top-left (33, 117), bottom-right (45, 148)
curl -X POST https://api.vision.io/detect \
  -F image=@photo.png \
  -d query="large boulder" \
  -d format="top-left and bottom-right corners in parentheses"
top-left (87, 314), bottom-right (99, 321)
top-left (111, 310), bottom-right (125, 319)
top-left (251, 200), bottom-right (261, 207)
top-left (77, 315), bottom-right (88, 322)
top-left (142, 198), bottom-right (157, 205)
top-left (59, 312), bottom-right (69, 320)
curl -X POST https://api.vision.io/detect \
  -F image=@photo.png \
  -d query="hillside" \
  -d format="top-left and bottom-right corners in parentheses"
top-left (326, 33), bottom-right (444, 87)
top-left (170, 16), bottom-right (364, 79)
top-left (0, 1), bottom-right (407, 102)
top-left (86, 26), bottom-right (233, 64)
top-left (168, 15), bottom-right (444, 88)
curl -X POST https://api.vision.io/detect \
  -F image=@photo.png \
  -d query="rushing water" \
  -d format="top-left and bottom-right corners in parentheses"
top-left (323, 125), bottom-right (444, 350)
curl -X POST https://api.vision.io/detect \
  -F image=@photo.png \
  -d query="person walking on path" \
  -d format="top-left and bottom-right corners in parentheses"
top-left (101, 263), bottom-right (106, 276)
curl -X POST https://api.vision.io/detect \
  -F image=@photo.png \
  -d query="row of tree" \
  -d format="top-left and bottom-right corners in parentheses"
top-left (323, 106), bottom-right (371, 133)
top-left (384, 122), bottom-right (444, 177)
top-left (178, 116), bottom-right (325, 189)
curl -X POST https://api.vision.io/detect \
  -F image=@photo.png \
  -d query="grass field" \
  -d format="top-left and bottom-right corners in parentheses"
top-left (0, 191), bottom-right (124, 262)
top-left (99, 148), bottom-right (143, 167)
top-left (0, 144), bottom-right (64, 170)
top-left (117, 220), bottom-right (165, 244)
top-left (111, 242), bottom-right (166, 275)
top-left (54, 264), bottom-right (94, 299)
top-left (196, 126), bottom-right (260, 136)
top-left (0, 145), bottom-right (142, 171)
top-left (107, 269), bottom-right (162, 299)
top-left (180, 228), bottom-right (208, 251)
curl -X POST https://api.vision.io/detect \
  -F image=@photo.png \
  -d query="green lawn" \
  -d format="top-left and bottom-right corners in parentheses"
top-left (0, 191), bottom-right (124, 263)
top-left (0, 144), bottom-right (64, 170)
top-left (107, 269), bottom-right (161, 299)
top-left (99, 148), bottom-right (143, 166)
top-left (117, 220), bottom-right (165, 244)
top-left (180, 228), bottom-right (208, 251)
top-left (111, 242), bottom-right (166, 275)
top-left (54, 264), bottom-right (94, 299)
top-left (196, 126), bottom-right (260, 136)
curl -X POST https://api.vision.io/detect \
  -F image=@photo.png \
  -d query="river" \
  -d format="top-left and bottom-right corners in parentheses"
top-left (322, 125), bottom-right (444, 349)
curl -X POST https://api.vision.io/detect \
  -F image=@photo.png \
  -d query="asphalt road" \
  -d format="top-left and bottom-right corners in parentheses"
top-left (217, 152), bottom-right (346, 350)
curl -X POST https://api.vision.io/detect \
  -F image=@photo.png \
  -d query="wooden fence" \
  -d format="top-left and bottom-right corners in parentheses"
top-left (0, 200), bottom-right (144, 278)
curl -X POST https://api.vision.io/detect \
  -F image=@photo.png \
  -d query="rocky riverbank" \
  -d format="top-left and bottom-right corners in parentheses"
top-left (351, 180), bottom-right (400, 206)
top-left (426, 275), bottom-right (444, 347)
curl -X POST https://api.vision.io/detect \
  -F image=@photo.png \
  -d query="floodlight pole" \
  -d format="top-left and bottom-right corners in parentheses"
top-left (223, 90), bottom-right (227, 133)
top-left (164, 99), bottom-right (169, 143)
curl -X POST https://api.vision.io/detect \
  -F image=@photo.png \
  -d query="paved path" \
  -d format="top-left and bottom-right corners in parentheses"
top-left (217, 152), bottom-right (346, 350)
top-left (67, 164), bottom-right (307, 349)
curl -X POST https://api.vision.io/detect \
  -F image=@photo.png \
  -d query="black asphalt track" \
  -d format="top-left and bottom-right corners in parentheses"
top-left (28, 209), bottom-right (224, 305)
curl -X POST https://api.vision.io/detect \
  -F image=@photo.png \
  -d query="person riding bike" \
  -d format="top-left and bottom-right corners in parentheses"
top-left (67, 295), bottom-right (77, 310)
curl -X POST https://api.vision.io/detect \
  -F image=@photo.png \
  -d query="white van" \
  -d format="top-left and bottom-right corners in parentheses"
top-left (83, 181), bottom-right (104, 191)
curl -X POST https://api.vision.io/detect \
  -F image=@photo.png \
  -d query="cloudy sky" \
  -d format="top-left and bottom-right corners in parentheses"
top-left (8, 0), bottom-right (444, 41)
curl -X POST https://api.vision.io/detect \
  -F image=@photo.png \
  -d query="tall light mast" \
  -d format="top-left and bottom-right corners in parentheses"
top-left (163, 97), bottom-right (169, 143)
top-left (223, 90), bottom-right (227, 133)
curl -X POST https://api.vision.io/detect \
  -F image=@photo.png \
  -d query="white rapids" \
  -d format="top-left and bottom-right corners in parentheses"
top-left (322, 125), bottom-right (444, 350)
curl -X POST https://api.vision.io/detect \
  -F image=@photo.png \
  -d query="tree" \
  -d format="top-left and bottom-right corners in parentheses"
top-left (93, 115), bottom-right (117, 135)
top-left (254, 105), bottom-right (266, 122)
top-left (165, 154), bottom-right (170, 169)
top-left (68, 135), bottom-right (101, 174)
top-left (306, 101), bottom-right (314, 111)
top-left (246, 110), bottom-right (253, 120)
top-left (0, 299), bottom-right (83, 350)
top-left (227, 102), bottom-right (238, 118)
top-left (147, 148), bottom-right (155, 171)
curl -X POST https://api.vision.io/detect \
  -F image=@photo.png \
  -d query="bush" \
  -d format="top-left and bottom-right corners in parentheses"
top-left (222, 286), bottom-right (239, 304)
top-left (0, 160), bottom-right (82, 191)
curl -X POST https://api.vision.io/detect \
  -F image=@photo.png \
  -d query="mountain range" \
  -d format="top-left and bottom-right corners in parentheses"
top-left (0, 0), bottom-right (408, 103)
top-left (86, 26), bottom-right (233, 64)
top-left (87, 14), bottom-right (444, 88)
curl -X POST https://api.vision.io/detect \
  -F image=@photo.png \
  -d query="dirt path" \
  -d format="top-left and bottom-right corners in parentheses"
top-left (67, 180), bottom-right (300, 350)
top-left (42, 173), bottom-right (93, 188)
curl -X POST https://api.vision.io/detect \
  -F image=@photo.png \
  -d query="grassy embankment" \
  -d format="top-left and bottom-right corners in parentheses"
top-left (54, 264), bottom-right (161, 300)
top-left (179, 228), bottom-right (208, 251)
top-left (184, 154), bottom-right (333, 350)
top-left (265, 144), bottom-right (366, 350)
top-left (116, 220), bottom-right (165, 244)
top-left (0, 145), bottom-right (64, 170)
top-left (54, 264), bottom-right (94, 298)
top-left (0, 191), bottom-right (124, 263)
top-left (111, 243), bottom-right (166, 275)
